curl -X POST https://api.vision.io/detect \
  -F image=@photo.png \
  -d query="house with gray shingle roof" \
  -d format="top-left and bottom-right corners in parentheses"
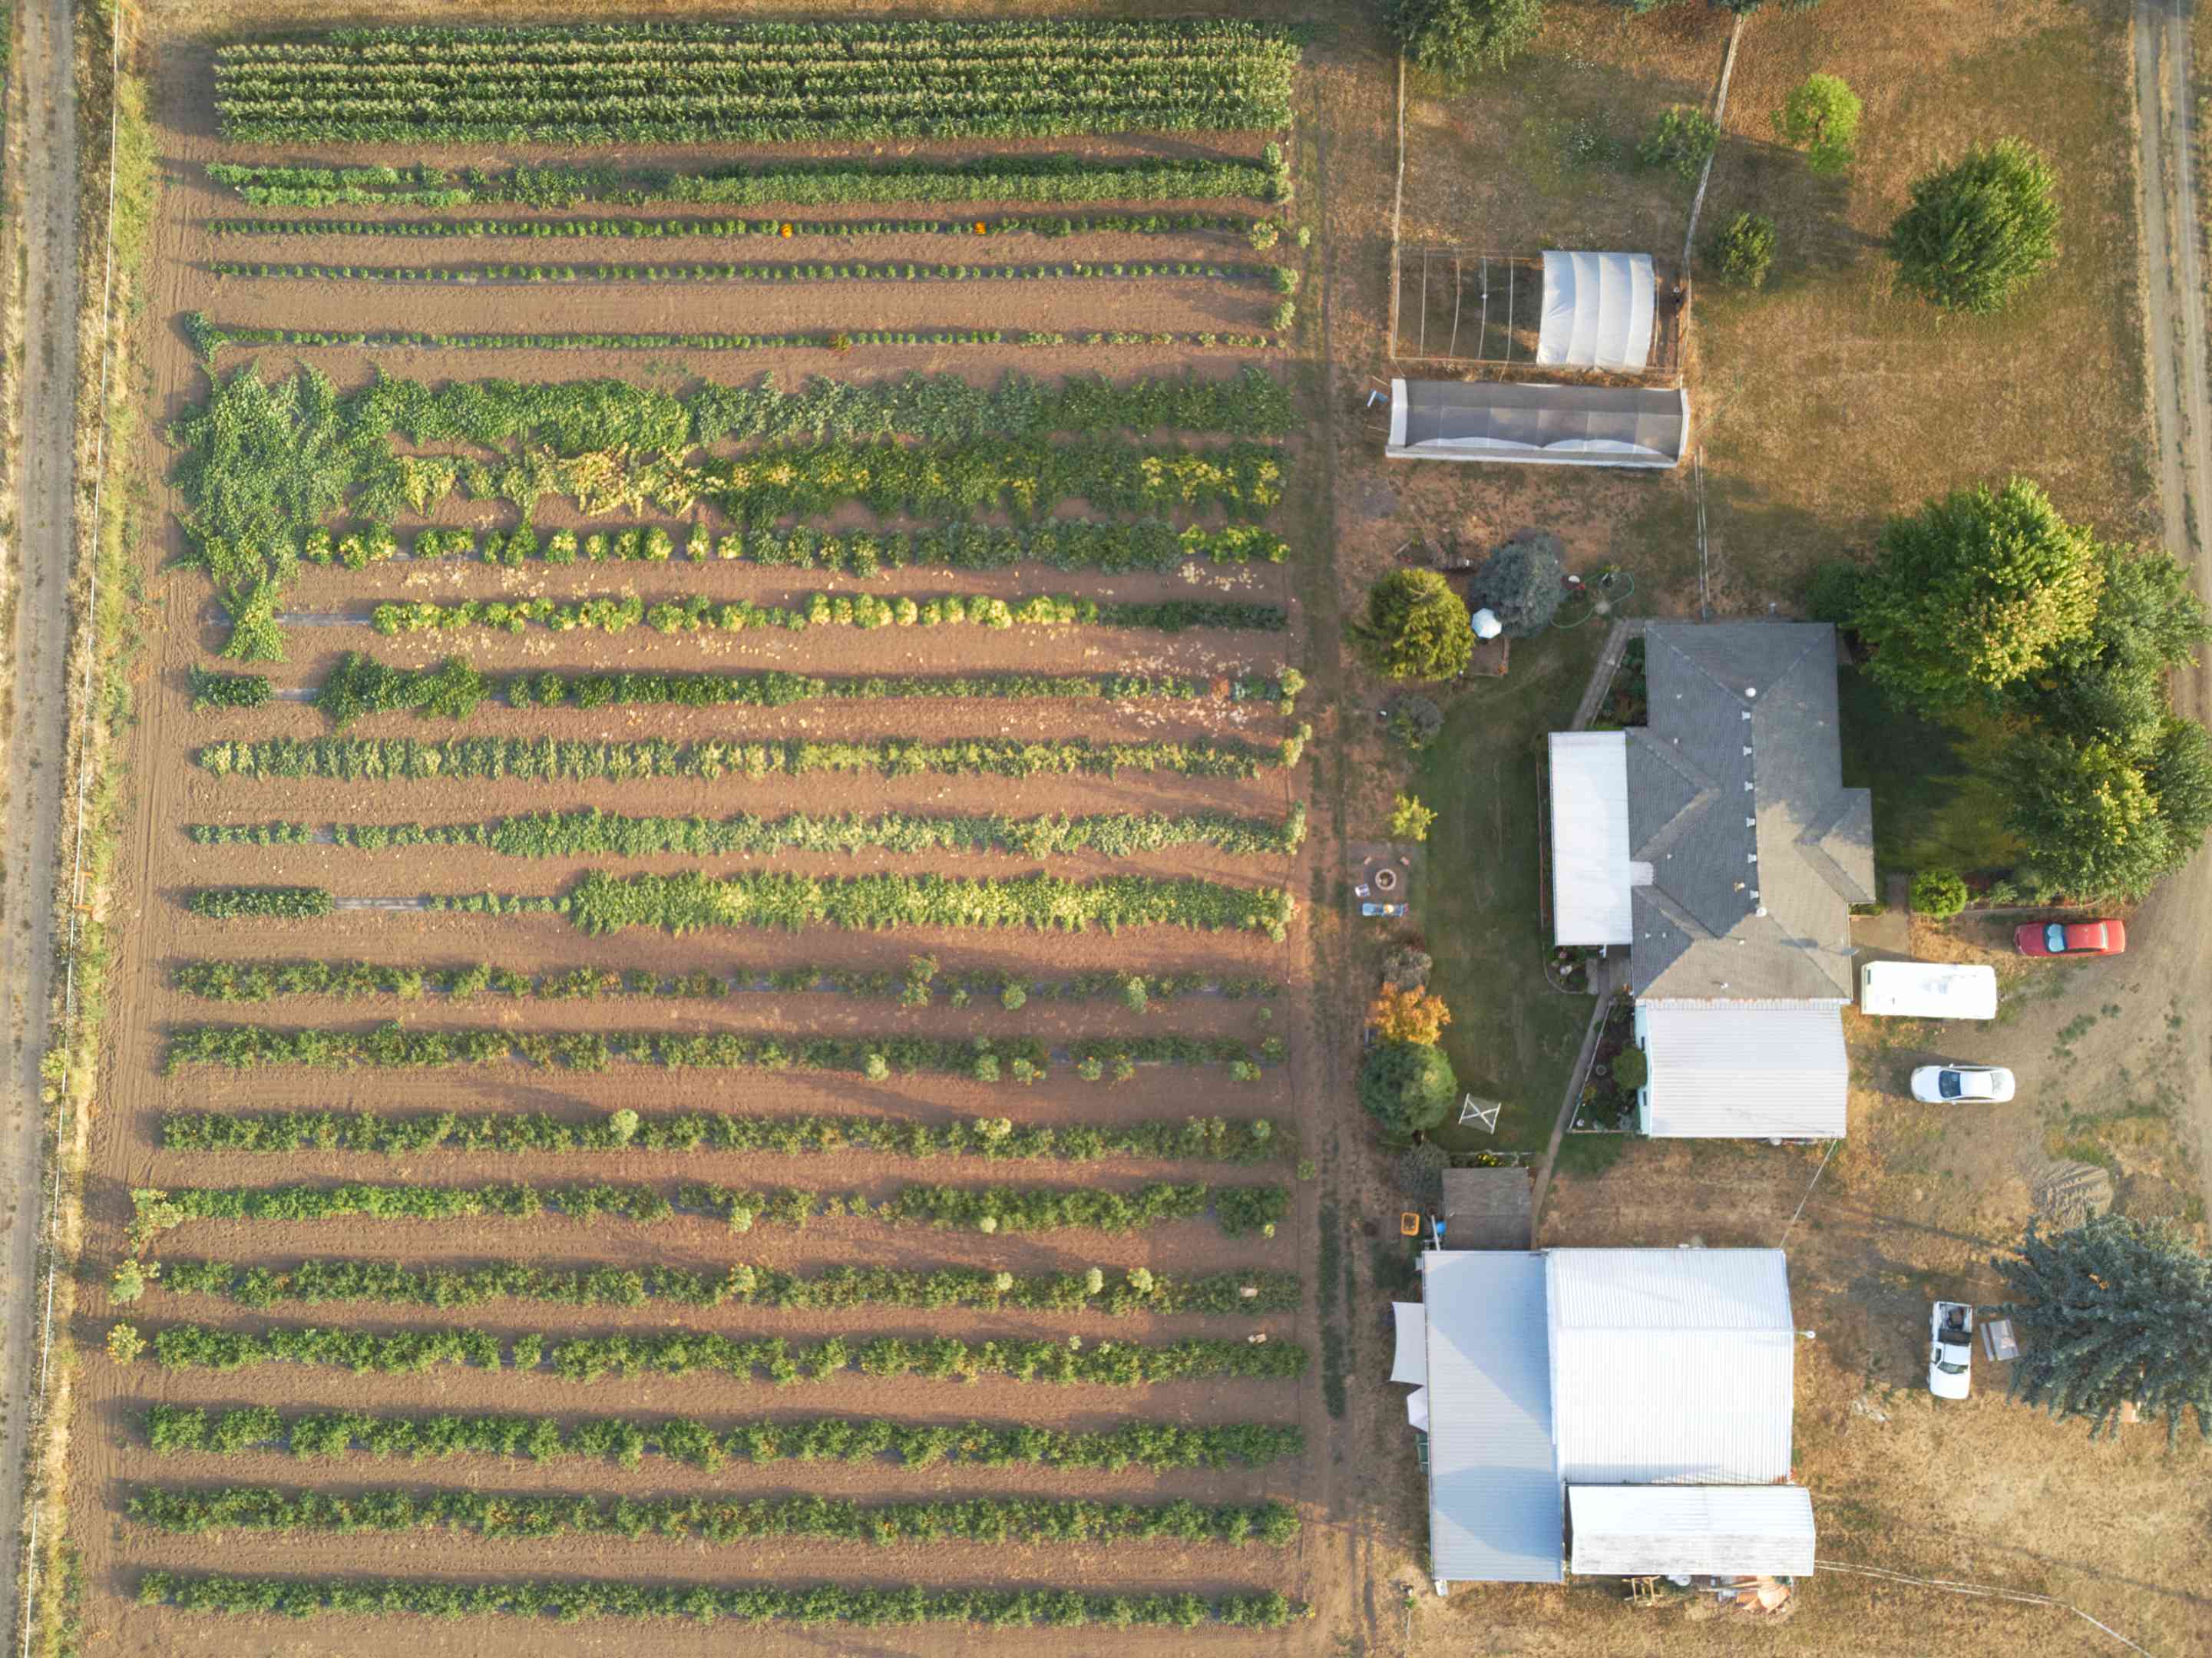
top-left (1547, 623), bottom-right (1873, 1138)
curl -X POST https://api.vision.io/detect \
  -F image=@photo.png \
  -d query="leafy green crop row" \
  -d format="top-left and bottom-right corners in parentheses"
top-left (183, 886), bottom-right (330, 920)
top-left (160, 1104), bottom-right (1289, 1166)
top-left (130, 1483), bottom-right (1298, 1548)
top-left (213, 19), bottom-right (1301, 144)
top-left (214, 210), bottom-right (1256, 241)
top-left (157, 1256), bottom-right (1301, 1316)
top-left (144, 1401), bottom-right (1305, 1469)
top-left (189, 319), bottom-right (1275, 358)
top-left (360, 590), bottom-right (1285, 640)
top-left (203, 150), bottom-right (1292, 210)
top-left (141, 1569), bottom-right (1298, 1629)
top-left (212, 258), bottom-right (1270, 286)
top-left (163, 1023), bottom-right (1278, 1082)
top-left (188, 803), bottom-right (1307, 861)
top-left (144, 1320), bottom-right (1311, 1387)
top-left (195, 731), bottom-right (1303, 782)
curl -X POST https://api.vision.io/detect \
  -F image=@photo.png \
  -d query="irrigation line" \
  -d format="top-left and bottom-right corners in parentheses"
top-left (21, 8), bottom-right (123, 1655)
top-left (1814, 1560), bottom-right (2157, 1656)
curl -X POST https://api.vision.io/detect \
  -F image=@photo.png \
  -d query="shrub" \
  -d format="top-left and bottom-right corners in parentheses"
top-left (1354, 569), bottom-right (1471, 681)
top-left (1909, 868), bottom-right (1969, 919)
top-left (1610, 1047), bottom-right (1649, 1092)
top-left (1468, 530), bottom-right (1567, 637)
top-left (1638, 107), bottom-right (1719, 181)
top-left (107, 1323), bottom-right (146, 1365)
top-left (1381, 946), bottom-right (1433, 989)
top-left (1888, 139), bottom-right (2060, 315)
top-left (1710, 212), bottom-right (1776, 289)
top-left (1773, 72), bottom-right (1860, 175)
top-left (1386, 694), bottom-right (1444, 751)
top-left (1390, 794), bottom-right (1437, 842)
top-left (1358, 1041), bottom-right (1458, 1136)
top-left (1369, 985), bottom-right (1451, 1045)
top-left (1805, 559), bottom-right (1863, 624)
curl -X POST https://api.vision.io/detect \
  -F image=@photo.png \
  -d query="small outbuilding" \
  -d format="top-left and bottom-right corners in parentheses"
top-left (1632, 1002), bottom-right (1848, 1140)
top-left (1536, 251), bottom-right (1658, 372)
top-left (1387, 378), bottom-right (1689, 470)
top-left (1567, 1485), bottom-right (1817, 1578)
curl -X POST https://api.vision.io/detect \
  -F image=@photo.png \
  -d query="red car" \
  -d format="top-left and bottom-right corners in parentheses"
top-left (2015, 919), bottom-right (2127, 957)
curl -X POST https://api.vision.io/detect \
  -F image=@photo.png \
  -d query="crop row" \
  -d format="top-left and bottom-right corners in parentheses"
top-left (141, 1570), bottom-right (1297, 1630)
top-left (141, 1177), bottom-right (1291, 1238)
top-left (142, 1322), bottom-right (1311, 1386)
top-left (213, 210), bottom-right (1258, 241)
top-left (167, 957), bottom-right (1283, 1012)
top-left (359, 590), bottom-right (1287, 640)
top-left (193, 731), bottom-right (1303, 781)
top-left (213, 20), bottom-right (1301, 146)
top-left (187, 801), bottom-right (1309, 860)
top-left (296, 654), bottom-right (1304, 728)
top-left (182, 886), bottom-right (331, 920)
top-left (156, 1257), bottom-right (1303, 1317)
top-left (144, 1401), bottom-right (1306, 1470)
top-left (162, 1024), bottom-right (1281, 1083)
top-left (212, 259), bottom-right (1279, 287)
top-left (303, 518), bottom-right (1290, 574)
top-left (203, 150), bottom-right (1293, 209)
top-left (130, 1483), bottom-right (1298, 1548)
top-left (190, 319), bottom-right (1278, 358)
top-left (160, 1105), bottom-right (1288, 1166)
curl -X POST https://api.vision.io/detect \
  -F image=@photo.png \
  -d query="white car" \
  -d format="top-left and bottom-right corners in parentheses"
top-left (1929, 1301), bottom-right (1973, 1399)
top-left (1910, 1064), bottom-right (2016, 1104)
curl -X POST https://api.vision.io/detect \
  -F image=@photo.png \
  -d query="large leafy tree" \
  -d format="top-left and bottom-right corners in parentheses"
top-left (1773, 73), bottom-right (1860, 174)
top-left (1888, 138), bottom-right (2060, 314)
top-left (1994, 1215), bottom-right (2212, 1443)
top-left (2001, 730), bottom-right (2174, 901)
top-left (1354, 569), bottom-right (1473, 682)
top-left (1388, 0), bottom-right (1544, 78)
top-left (2011, 544), bottom-right (2207, 747)
top-left (1850, 477), bottom-right (2102, 716)
top-left (1467, 530), bottom-right (1568, 638)
top-left (1358, 1040), bottom-right (1458, 1136)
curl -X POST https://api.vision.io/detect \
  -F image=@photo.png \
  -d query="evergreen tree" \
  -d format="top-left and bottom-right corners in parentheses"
top-left (1357, 1041), bottom-right (1457, 1136)
top-left (1353, 570), bottom-right (1472, 682)
top-left (1467, 530), bottom-right (1568, 638)
top-left (1888, 139), bottom-right (2060, 315)
top-left (1993, 1214), bottom-right (2212, 1443)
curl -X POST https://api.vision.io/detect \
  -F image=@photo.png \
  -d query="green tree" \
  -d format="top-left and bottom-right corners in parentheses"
top-left (2012, 544), bottom-right (2208, 747)
top-left (2145, 716), bottom-right (2212, 855)
top-left (1354, 569), bottom-right (1472, 682)
top-left (1994, 1214), bottom-right (2212, 1442)
top-left (1851, 478), bottom-right (2102, 715)
top-left (1358, 1040), bottom-right (1458, 1136)
top-left (1468, 530), bottom-right (1567, 638)
top-left (1888, 138), bottom-right (2060, 315)
top-left (1909, 867), bottom-right (1969, 918)
top-left (2000, 731), bottom-right (2171, 901)
top-left (1387, 0), bottom-right (1545, 78)
top-left (1709, 212), bottom-right (1777, 288)
top-left (1390, 794), bottom-right (1437, 841)
top-left (1773, 73), bottom-right (1860, 173)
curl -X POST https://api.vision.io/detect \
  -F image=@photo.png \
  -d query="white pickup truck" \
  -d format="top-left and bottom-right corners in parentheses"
top-left (1929, 1301), bottom-right (1974, 1399)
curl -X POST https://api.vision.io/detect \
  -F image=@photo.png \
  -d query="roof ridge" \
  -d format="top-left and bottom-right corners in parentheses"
top-left (1625, 728), bottom-right (1716, 863)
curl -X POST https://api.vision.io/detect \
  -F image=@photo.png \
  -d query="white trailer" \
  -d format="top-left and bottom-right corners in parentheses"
top-left (1859, 962), bottom-right (1997, 1020)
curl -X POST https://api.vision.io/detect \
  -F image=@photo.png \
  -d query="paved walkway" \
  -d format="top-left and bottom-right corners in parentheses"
top-left (1568, 616), bottom-right (1645, 731)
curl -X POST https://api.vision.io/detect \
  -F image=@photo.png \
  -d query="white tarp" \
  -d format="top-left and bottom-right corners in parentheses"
top-left (1549, 732), bottom-right (1633, 946)
top-left (1407, 1386), bottom-right (1431, 1432)
top-left (1392, 1301), bottom-right (1429, 1386)
top-left (1537, 252), bottom-right (1656, 372)
top-left (1860, 962), bottom-right (1998, 1019)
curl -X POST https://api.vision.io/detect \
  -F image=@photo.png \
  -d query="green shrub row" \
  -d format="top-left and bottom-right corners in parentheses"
top-left (183, 886), bottom-right (330, 920)
top-left (144, 1401), bottom-right (1305, 1470)
top-left (309, 652), bottom-right (1302, 728)
top-left (144, 1320), bottom-right (1312, 1387)
top-left (213, 18), bottom-right (1302, 144)
top-left (187, 666), bottom-right (272, 709)
top-left (315, 518), bottom-right (1290, 574)
top-left (204, 150), bottom-right (1293, 210)
top-left (130, 1483), bottom-right (1298, 1548)
top-left (189, 801), bottom-right (1308, 860)
top-left (141, 1177), bottom-right (1288, 1239)
top-left (194, 730), bottom-right (1303, 782)
top-left (141, 1569), bottom-right (1298, 1629)
top-left (213, 259), bottom-right (1271, 286)
top-left (215, 210), bottom-right (1255, 240)
top-left (190, 319), bottom-right (1275, 356)
top-left (362, 590), bottom-right (1286, 639)
top-left (160, 1105), bottom-right (1288, 1165)
top-left (157, 1256), bottom-right (1303, 1316)
top-left (163, 1023), bottom-right (1275, 1081)
top-left (167, 956), bottom-right (1281, 1011)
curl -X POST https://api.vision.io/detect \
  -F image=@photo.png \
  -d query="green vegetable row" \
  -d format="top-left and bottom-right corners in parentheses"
top-left (212, 257), bottom-right (1270, 285)
top-left (144, 1401), bottom-right (1305, 1470)
top-left (189, 319), bottom-right (1274, 356)
top-left (213, 210), bottom-right (1256, 240)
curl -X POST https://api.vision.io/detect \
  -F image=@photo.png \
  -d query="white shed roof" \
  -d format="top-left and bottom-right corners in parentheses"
top-left (1638, 1003), bottom-right (1848, 1139)
top-left (1548, 1250), bottom-right (1797, 1486)
top-left (1549, 732), bottom-right (1633, 946)
top-left (1568, 1485), bottom-right (1816, 1577)
top-left (1421, 1251), bottom-right (1562, 1583)
top-left (1537, 252), bottom-right (1656, 372)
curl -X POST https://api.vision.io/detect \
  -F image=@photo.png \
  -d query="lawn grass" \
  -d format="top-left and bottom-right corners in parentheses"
top-left (1836, 666), bottom-right (2015, 877)
top-left (1414, 625), bottom-right (1606, 1158)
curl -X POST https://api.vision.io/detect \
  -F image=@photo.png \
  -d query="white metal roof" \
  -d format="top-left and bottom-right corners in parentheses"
top-left (1859, 961), bottom-right (1998, 1019)
top-left (1537, 252), bottom-right (1656, 372)
top-left (1391, 1302), bottom-right (1427, 1385)
top-left (1567, 1485), bottom-right (1816, 1577)
top-left (1421, 1251), bottom-right (1563, 1583)
top-left (1548, 1250), bottom-right (1797, 1485)
top-left (1637, 1003), bottom-right (1847, 1138)
top-left (1387, 379), bottom-right (1689, 469)
top-left (1549, 732), bottom-right (1633, 946)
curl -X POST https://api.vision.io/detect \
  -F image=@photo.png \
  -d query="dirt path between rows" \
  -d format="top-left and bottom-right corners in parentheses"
top-left (0, 0), bottom-right (81, 1642)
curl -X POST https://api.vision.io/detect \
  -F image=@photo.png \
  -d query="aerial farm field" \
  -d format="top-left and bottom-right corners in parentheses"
top-left (68, 11), bottom-right (1353, 1653)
